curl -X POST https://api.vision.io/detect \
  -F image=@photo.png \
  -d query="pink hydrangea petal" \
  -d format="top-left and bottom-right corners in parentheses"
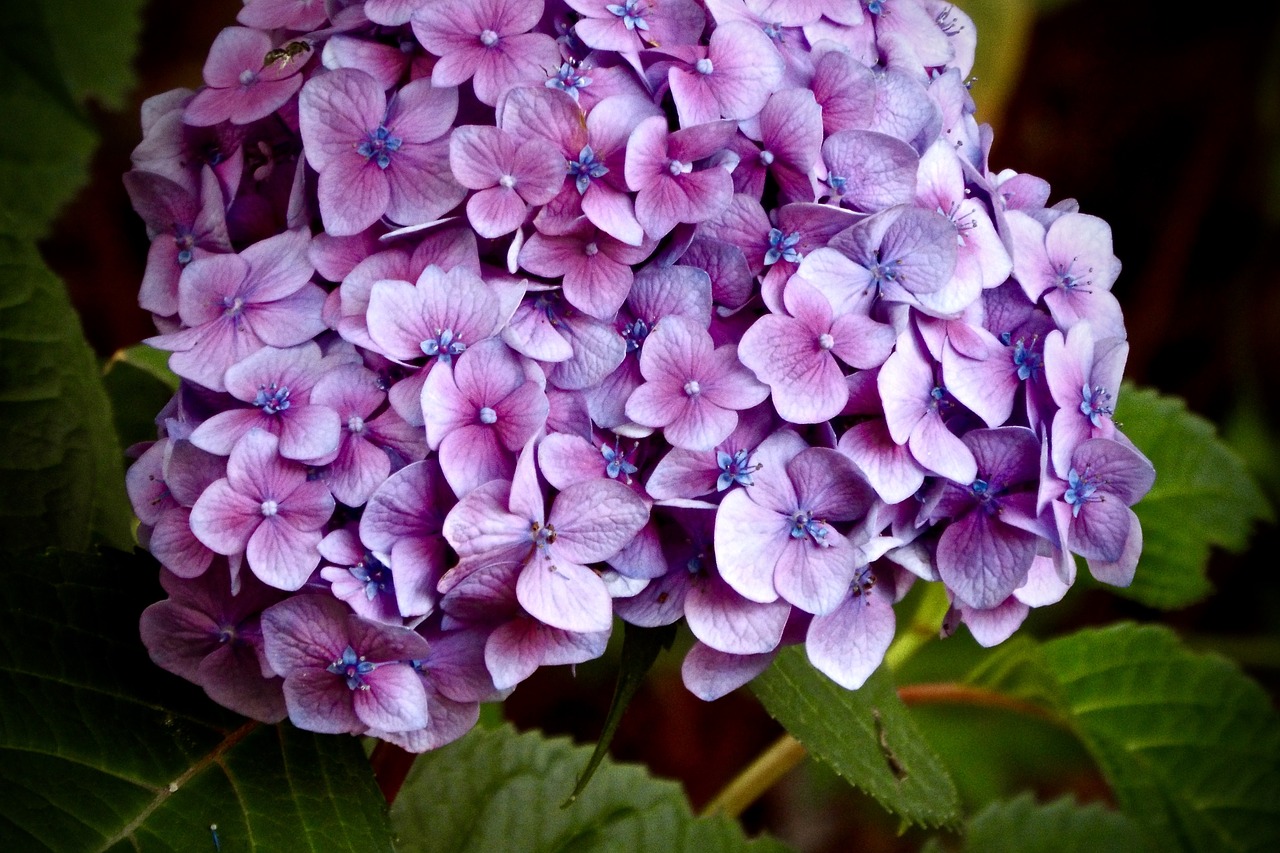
top-left (516, 558), bottom-right (613, 633)
top-left (713, 489), bottom-right (785, 603)
top-left (547, 479), bottom-right (650, 564)
top-left (354, 664), bottom-right (430, 732)
top-left (247, 517), bottom-right (323, 590)
top-left (806, 587), bottom-right (895, 689)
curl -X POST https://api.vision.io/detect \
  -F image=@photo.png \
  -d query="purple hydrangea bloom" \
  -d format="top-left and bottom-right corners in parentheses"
top-left (714, 430), bottom-right (877, 615)
top-left (124, 0), bottom-right (1149, 733)
top-left (625, 316), bottom-right (768, 451)
top-left (412, 0), bottom-right (561, 106)
top-left (190, 429), bottom-right (335, 590)
top-left (184, 28), bottom-right (308, 127)
top-left (299, 69), bottom-right (464, 236)
top-left (261, 594), bottom-right (431, 734)
top-left (443, 442), bottom-right (649, 633)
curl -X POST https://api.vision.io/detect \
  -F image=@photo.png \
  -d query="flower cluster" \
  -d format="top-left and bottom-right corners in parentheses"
top-left (128, 0), bottom-right (1154, 748)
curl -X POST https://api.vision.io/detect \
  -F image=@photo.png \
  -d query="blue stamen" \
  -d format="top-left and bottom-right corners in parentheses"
top-left (1064, 467), bottom-right (1101, 517)
top-left (606, 0), bottom-right (649, 32)
top-left (622, 317), bottom-right (650, 353)
top-left (600, 439), bottom-right (639, 482)
top-left (1012, 337), bottom-right (1042, 381)
top-left (764, 228), bottom-right (803, 265)
top-left (789, 509), bottom-right (829, 545)
top-left (253, 382), bottom-right (291, 415)
top-left (327, 645), bottom-right (377, 690)
top-left (547, 63), bottom-right (593, 100)
top-left (716, 448), bottom-right (758, 491)
top-left (421, 328), bottom-right (466, 363)
top-left (567, 145), bottom-right (609, 194)
top-left (1080, 384), bottom-right (1113, 427)
top-left (348, 552), bottom-right (391, 602)
top-left (356, 125), bottom-right (402, 170)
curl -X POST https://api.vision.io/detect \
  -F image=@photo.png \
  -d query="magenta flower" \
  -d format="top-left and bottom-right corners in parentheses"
top-left (319, 527), bottom-right (404, 625)
top-left (412, 0), bottom-right (561, 106)
top-left (624, 116), bottom-right (736, 239)
top-left (237, 0), bottom-right (328, 30)
top-left (1050, 437), bottom-right (1154, 588)
top-left (877, 328), bottom-right (978, 484)
top-left (806, 566), bottom-right (896, 690)
top-left (299, 69), bottom-right (465, 236)
top-left (739, 277), bottom-right (895, 424)
top-left (146, 228), bottom-right (326, 392)
top-left (190, 430), bottom-right (336, 591)
top-left (188, 343), bottom-right (342, 463)
top-left (421, 339), bottom-right (551, 496)
top-left (565, 0), bottom-right (706, 53)
top-left (443, 443), bottom-right (649, 634)
top-left (450, 125), bottom-right (564, 238)
top-left (360, 460), bottom-right (456, 619)
top-left (261, 595), bottom-right (431, 735)
top-left (141, 568), bottom-right (288, 722)
top-left (499, 88), bottom-right (661, 247)
top-left (667, 21), bottom-right (785, 125)
top-left (1007, 210), bottom-right (1125, 339)
top-left (625, 316), bottom-right (768, 451)
top-left (518, 222), bottom-right (656, 320)
top-left (184, 27), bottom-right (308, 126)
top-left (1043, 322), bottom-right (1128, 478)
top-left (929, 427), bottom-right (1044, 609)
top-left (310, 363), bottom-right (427, 507)
top-left (123, 168), bottom-right (231, 319)
top-left (727, 88), bottom-right (824, 204)
top-left (714, 430), bottom-right (877, 615)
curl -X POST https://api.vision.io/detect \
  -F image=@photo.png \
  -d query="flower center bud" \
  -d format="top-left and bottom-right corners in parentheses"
top-left (238, 69), bottom-right (257, 86)
top-left (683, 380), bottom-right (701, 396)
top-left (260, 499), bottom-right (279, 518)
top-left (478, 406), bottom-right (498, 425)
top-left (347, 415), bottom-right (365, 434)
top-left (695, 58), bottom-right (714, 75)
top-left (817, 333), bottom-right (835, 351)
top-left (667, 158), bottom-right (690, 176)
top-left (498, 174), bottom-right (516, 189)
top-left (479, 29), bottom-right (499, 47)
top-left (759, 149), bottom-right (775, 165)
top-left (583, 241), bottom-right (599, 257)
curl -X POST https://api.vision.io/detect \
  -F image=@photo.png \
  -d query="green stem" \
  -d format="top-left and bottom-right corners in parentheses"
top-left (701, 734), bottom-right (806, 818)
top-left (883, 581), bottom-right (951, 673)
top-left (703, 585), bottom-right (954, 819)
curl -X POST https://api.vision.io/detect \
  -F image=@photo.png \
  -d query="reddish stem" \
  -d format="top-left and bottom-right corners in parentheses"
top-left (370, 740), bottom-right (416, 804)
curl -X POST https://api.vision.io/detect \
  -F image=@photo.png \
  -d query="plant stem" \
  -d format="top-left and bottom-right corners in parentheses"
top-left (883, 582), bottom-right (951, 673)
top-left (369, 740), bottom-right (416, 804)
top-left (701, 734), bottom-right (807, 818)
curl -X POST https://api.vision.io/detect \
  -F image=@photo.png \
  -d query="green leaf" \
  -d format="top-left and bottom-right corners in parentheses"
top-left (0, 0), bottom-right (143, 238)
top-left (0, 232), bottom-right (132, 551)
top-left (391, 724), bottom-right (789, 853)
top-left (565, 621), bottom-right (677, 805)
top-left (33, 0), bottom-right (146, 110)
top-left (967, 624), bottom-right (1280, 853)
top-left (924, 792), bottom-right (1151, 853)
top-left (0, 547), bottom-right (394, 853)
top-left (103, 345), bottom-right (180, 452)
top-left (1115, 386), bottom-right (1273, 609)
top-left (750, 647), bottom-right (961, 828)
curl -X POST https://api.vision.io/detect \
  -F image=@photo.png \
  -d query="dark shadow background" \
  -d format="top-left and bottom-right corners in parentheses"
top-left (44, 1), bottom-right (1280, 849)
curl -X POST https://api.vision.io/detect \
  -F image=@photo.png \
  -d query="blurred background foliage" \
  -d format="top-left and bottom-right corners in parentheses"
top-left (26, 0), bottom-right (1280, 850)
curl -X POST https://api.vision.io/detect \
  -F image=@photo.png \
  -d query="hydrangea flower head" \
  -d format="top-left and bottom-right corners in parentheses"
top-left (126, 0), bottom-right (1152, 750)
